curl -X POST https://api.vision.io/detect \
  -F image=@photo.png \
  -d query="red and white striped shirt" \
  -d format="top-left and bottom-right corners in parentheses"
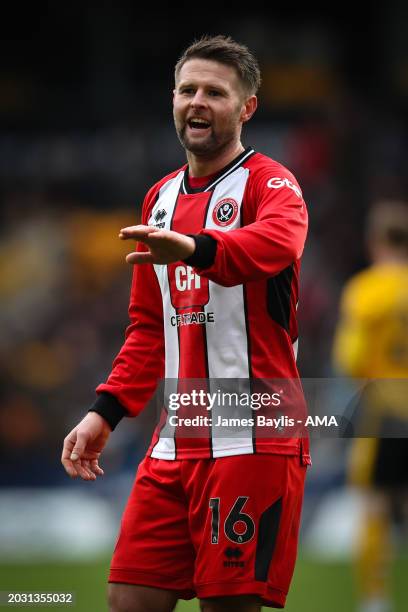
top-left (95, 147), bottom-right (310, 462)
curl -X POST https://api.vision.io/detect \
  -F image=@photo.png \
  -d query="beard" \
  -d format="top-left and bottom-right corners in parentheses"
top-left (174, 120), bottom-right (237, 157)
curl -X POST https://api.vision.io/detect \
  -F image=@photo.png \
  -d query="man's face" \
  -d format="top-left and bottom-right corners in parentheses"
top-left (173, 59), bottom-right (248, 157)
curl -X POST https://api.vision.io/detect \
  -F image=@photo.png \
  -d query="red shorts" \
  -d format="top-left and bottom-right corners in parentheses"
top-left (109, 453), bottom-right (307, 609)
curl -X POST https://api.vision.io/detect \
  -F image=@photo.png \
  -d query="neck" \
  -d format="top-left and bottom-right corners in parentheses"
top-left (374, 253), bottom-right (408, 265)
top-left (371, 245), bottom-right (408, 265)
top-left (187, 141), bottom-right (245, 177)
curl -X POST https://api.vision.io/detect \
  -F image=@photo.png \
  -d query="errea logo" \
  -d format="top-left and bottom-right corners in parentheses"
top-left (151, 208), bottom-right (167, 228)
top-left (267, 177), bottom-right (302, 198)
top-left (154, 209), bottom-right (166, 223)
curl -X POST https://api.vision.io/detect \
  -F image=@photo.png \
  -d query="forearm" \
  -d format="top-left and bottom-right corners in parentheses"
top-left (189, 217), bottom-right (307, 287)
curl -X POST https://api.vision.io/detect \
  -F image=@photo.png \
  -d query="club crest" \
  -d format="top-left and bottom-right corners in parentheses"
top-left (212, 198), bottom-right (239, 227)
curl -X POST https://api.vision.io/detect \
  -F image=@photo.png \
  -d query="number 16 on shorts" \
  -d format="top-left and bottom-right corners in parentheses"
top-left (209, 496), bottom-right (255, 545)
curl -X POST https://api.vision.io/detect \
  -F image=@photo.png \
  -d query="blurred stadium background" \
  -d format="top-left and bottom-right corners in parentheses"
top-left (1, 2), bottom-right (407, 610)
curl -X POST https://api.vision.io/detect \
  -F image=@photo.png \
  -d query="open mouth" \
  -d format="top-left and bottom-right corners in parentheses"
top-left (187, 118), bottom-right (211, 130)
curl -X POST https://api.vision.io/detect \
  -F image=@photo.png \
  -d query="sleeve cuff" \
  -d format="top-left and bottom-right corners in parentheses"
top-left (88, 392), bottom-right (128, 431)
top-left (183, 234), bottom-right (217, 268)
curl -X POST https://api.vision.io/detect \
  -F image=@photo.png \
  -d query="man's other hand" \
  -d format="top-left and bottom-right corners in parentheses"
top-left (61, 412), bottom-right (111, 481)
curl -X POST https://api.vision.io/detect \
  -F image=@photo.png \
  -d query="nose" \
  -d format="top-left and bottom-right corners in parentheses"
top-left (190, 89), bottom-right (207, 108)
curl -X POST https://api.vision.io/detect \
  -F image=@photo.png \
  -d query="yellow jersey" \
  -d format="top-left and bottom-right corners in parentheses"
top-left (333, 262), bottom-right (408, 484)
top-left (333, 262), bottom-right (408, 379)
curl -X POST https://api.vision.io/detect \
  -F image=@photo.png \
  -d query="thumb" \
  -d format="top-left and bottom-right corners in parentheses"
top-left (70, 431), bottom-right (89, 461)
top-left (126, 251), bottom-right (154, 265)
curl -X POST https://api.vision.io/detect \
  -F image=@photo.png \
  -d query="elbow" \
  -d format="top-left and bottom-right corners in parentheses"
top-left (287, 240), bottom-right (304, 262)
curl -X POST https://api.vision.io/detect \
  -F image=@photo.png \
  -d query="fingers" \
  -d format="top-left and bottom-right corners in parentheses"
top-left (119, 225), bottom-right (160, 240)
top-left (63, 455), bottom-right (99, 481)
top-left (75, 458), bottom-right (103, 480)
top-left (61, 431), bottom-right (101, 481)
top-left (90, 459), bottom-right (104, 476)
top-left (61, 433), bottom-right (78, 478)
top-left (78, 459), bottom-right (96, 481)
top-left (69, 431), bottom-right (88, 463)
top-left (122, 229), bottom-right (194, 265)
top-left (120, 226), bottom-right (162, 265)
top-left (125, 251), bottom-right (154, 264)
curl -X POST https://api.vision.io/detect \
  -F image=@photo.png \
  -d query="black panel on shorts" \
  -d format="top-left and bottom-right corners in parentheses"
top-left (266, 265), bottom-right (293, 332)
top-left (255, 496), bottom-right (283, 581)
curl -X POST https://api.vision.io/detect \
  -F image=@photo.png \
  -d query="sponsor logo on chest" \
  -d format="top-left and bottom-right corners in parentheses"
top-left (174, 265), bottom-right (201, 291)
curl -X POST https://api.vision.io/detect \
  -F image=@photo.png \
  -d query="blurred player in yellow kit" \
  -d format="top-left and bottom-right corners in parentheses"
top-left (333, 200), bottom-right (408, 612)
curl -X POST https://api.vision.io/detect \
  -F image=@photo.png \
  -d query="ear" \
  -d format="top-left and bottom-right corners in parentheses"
top-left (173, 88), bottom-right (176, 104)
top-left (240, 95), bottom-right (258, 123)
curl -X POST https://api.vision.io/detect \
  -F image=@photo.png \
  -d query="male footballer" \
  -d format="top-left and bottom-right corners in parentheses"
top-left (62, 35), bottom-right (310, 611)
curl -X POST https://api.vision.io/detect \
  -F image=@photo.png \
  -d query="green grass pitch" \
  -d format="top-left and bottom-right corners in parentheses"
top-left (0, 556), bottom-right (407, 611)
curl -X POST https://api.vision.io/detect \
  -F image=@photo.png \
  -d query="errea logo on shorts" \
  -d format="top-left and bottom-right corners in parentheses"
top-left (267, 177), bottom-right (302, 198)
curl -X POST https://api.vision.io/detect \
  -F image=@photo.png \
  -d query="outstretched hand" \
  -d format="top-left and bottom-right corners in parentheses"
top-left (119, 225), bottom-right (195, 264)
top-left (61, 412), bottom-right (111, 481)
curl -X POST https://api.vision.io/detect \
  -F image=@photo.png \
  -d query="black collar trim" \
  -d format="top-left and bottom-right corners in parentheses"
top-left (181, 147), bottom-right (255, 195)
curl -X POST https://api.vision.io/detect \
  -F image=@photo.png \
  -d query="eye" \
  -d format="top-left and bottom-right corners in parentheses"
top-left (208, 90), bottom-right (222, 97)
top-left (180, 87), bottom-right (195, 95)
